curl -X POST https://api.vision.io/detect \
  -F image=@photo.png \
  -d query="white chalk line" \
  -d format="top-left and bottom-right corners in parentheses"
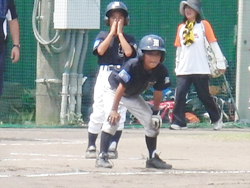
top-left (1, 170), bottom-right (250, 178)
top-left (1, 138), bottom-right (85, 142)
top-left (0, 153), bottom-right (84, 161)
top-left (10, 152), bottom-right (84, 158)
top-left (0, 141), bottom-right (86, 146)
top-left (4, 153), bottom-right (141, 160)
top-left (1, 153), bottom-right (249, 178)
top-left (0, 153), bottom-right (141, 162)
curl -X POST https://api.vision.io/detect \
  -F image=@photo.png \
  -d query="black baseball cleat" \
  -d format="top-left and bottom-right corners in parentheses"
top-left (95, 152), bottom-right (113, 168)
top-left (146, 154), bottom-right (172, 169)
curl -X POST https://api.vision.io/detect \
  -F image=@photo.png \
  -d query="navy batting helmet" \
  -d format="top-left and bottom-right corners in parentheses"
top-left (138, 34), bottom-right (166, 63)
top-left (104, 1), bottom-right (130, 26)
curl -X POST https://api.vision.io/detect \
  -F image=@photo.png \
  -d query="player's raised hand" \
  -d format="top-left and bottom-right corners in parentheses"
top-left (110, 19), bottom-right (117, 36)
top-left (117, 19), bottom-right (124, 35)
top-left (108, 110), bottom-right (120, 126)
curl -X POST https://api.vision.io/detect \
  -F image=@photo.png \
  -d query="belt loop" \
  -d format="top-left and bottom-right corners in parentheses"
top-left (100, 65), bottom-right (107, 71)
top-left (100, 65), bottom-right (121, 71)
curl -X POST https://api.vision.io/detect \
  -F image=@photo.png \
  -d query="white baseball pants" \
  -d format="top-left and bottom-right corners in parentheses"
top-left (88, 66), bottom-right (127, 134)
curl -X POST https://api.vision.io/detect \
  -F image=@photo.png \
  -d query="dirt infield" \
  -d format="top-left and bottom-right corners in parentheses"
top-left (1, 127), bottom-right (250, 188)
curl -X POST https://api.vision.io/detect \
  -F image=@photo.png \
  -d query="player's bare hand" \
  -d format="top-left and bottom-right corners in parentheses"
top-left (117, 19), bottom-right (124, 35)
top-left (110, 19), bottom-right (117, 36)
top-left (108, 110), bottom-right (120, 126)
top-left (219, 69), bottom-right (226, 75)
top-left (11, 47), bottom-right (20, 63)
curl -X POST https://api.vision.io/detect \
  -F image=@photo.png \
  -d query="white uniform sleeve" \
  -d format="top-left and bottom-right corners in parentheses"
top-left (210, 42), bottom-right (226, 70)
top-left (175, 46), bottom-right (182, 68)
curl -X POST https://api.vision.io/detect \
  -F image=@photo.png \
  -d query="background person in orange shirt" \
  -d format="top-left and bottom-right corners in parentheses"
top-left (170, 0), bottom-right (226, 130)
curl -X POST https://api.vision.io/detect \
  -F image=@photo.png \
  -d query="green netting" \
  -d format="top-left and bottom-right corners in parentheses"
top-left (1, 0), bottom-right (245, 127)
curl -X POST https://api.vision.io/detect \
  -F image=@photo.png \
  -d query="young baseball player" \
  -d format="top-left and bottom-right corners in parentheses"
top-left (96, 34), bottom-right (173, 169)
top-left (86, 1), bottom-right (137, 159)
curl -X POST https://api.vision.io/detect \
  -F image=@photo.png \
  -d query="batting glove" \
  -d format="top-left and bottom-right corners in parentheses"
top-left (151, 115), bottom-right (162, 131)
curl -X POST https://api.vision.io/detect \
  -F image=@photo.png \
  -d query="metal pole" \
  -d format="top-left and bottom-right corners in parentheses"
top-left (236, 0), bottom-right (250, 122)
top-left (222, 74), bottom-right (240, 121)
top-left (35, 0), bottom-right (61, 125)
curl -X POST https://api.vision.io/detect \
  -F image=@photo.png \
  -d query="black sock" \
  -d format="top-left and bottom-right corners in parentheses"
top-left (145, 136), bottom-right (157, 159)
top-left (109, 130), bottom-right (122, 148)
top-left (88, 132), bottom-right (98, 148)
top-left (100, 132), bottom-right (112, 154)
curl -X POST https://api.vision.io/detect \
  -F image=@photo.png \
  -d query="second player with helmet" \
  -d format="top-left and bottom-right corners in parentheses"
top-left (86, 1), bottom-right (137, 160)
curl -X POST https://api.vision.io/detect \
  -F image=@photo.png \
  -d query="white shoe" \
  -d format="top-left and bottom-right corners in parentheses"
top-left (85, 146), bottom-right (97, 159)
top-left (108, 149), bottom-right (118, 159)
top-left (213, 115), bottom-right (223, 130)
top-left (108, 142), bottom-right (118, 159)
top-left (169, 124), bottom-right (187, 130)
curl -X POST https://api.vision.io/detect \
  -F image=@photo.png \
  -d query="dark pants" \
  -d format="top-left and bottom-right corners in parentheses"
top-left (172, 75), bottom-right (221, 127)
top-left (0, 42), bottom-right (6, 96)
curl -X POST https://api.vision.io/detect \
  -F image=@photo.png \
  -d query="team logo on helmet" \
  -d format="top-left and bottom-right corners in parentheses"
top-left (113, 1), bottom-right (121, 7)
top-left (138, 34), bottom-right (166, 63)
top-left (153, 39), bottom-right (160, 47)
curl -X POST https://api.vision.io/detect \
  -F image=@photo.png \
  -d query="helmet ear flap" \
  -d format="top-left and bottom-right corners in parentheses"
top-left (160, 53), bottom-right (165, 63)
top-left (104, 16), bottom-right (109, 26)
top-left (137, 48), bottom-right (143, 58)
top-left (124, 16), bottom-right (130, 26)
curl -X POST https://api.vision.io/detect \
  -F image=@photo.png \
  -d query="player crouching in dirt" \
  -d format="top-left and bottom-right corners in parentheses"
top-left (95, 34), bottom-right (172, 169)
